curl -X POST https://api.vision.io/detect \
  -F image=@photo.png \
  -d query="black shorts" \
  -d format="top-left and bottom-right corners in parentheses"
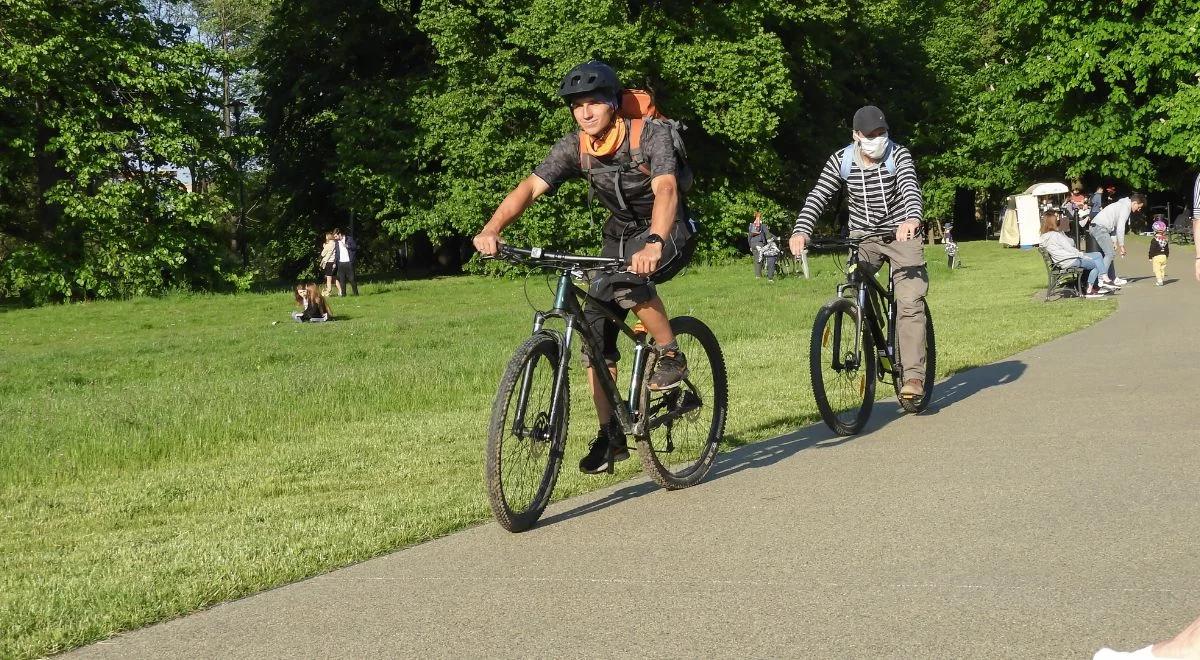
top-left (581, 217), bottom-right (697, 367)
top-left (323, 261), bottom-right (336, 277)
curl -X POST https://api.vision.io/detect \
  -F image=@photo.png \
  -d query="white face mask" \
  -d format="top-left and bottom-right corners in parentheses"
top-left (858, 134), bottom-right (889, 159)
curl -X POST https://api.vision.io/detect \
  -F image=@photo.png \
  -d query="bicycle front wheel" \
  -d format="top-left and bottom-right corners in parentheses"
top-left (636, 316), bottom-right (727, 490)
top-left (810, 298), bottom-right (876, 435)
top-left (484, 332), bottom-right (568, 532)
top-left (895, 302), bottom-right (936, 413)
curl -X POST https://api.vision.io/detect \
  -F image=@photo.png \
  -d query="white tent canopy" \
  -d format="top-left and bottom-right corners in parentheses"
top-left (1023, 182), bottom-right (1069, 196)
top-left (1000, 181), bottom-right (1070, 247)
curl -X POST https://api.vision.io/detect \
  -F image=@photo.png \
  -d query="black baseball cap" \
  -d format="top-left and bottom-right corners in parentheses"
top-left (853, 105), bottom-right (889, 133)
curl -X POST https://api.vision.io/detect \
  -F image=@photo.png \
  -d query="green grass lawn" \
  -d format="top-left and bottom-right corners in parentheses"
top-left (0, 240), bottom-right (1115, 658)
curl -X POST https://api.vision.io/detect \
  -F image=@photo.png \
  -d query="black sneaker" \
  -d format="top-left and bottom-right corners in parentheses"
top-left (578, 425), bottom-right (629, 474)
top-left (648, 350), bottom-right (688, 391)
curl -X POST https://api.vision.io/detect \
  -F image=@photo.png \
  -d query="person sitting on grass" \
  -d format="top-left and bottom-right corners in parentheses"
top-left (291, 282), bottom-right (332, 322)
top-left (1039, 210), bottom-right (1115, 299)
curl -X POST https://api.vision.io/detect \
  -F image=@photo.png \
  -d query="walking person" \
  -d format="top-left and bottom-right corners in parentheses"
top-left (1149, 219), bottom-right (1170, 286)
top-left (319, 231), bottom-right (339, 296)
top-left (332, 228), bottom-right (359, 296)
top-left (789, 104), bottom-right (930, 399)
top-left (1088, 192), bottom-right (1145, 287)
top-left (748, 211), bottom-right (777, 281)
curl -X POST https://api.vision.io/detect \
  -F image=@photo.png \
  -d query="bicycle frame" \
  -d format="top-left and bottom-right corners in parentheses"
top-left (512, 269), bottom-right (652, 439)
top-left (835, 248), bottom-right (899, 382)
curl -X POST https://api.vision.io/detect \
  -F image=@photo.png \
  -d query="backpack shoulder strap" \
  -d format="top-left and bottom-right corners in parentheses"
top-left (628, 117), bottom-right (651, 177)
top-left (841, 142), bottom-right (898, 178)
top-left (839, 144), bottom-right (855, 180)
top-left (577, 130), bottom-right (588, 173)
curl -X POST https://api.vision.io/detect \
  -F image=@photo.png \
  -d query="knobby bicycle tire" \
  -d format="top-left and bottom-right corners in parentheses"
top-left (894, 302), bottom-right (936, 413)
top-left (484, 332), bottom-right (568, 532)
top-left (810, 298), bottom-right (876, 435)
top-left (636, 316), bottom-right (727, 489)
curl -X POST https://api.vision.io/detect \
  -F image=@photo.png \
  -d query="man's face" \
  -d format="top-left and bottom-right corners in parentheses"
top-left (570, 95), bottom-right (616, 138)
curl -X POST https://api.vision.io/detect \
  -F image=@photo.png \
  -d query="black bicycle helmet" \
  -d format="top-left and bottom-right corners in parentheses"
top-left (557, 60), bottom-right (621, 104)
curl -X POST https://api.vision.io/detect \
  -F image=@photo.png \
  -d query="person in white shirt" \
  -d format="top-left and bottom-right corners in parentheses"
top-left (332, 228), bottom-right (359, 296)
top-left (1087, 192), bottom-right (1145, 287)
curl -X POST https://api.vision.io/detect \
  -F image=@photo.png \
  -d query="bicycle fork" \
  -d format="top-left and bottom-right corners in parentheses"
top-left (511, 312), bottom-right (576, 443)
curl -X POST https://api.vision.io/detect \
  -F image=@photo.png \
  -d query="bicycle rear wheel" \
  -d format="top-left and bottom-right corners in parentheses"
top-left (810, 298), bottom-right (876, 435)
top-left (895, 302), bottom-right (936, 413)
top-left (484, 332), bottom-right (568, 532)
top-left (636, 316), bottom-right (727, 490)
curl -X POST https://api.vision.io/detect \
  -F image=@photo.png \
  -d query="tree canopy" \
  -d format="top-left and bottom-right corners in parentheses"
top-left (1, 0), bottom-right (1197, 303)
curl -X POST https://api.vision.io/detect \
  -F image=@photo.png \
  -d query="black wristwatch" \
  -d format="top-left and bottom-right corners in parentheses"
top-left (645, 233), bottom-right (664, 245)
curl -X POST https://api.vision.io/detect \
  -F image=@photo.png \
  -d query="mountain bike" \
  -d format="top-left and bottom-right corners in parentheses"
top-left (806, 231), bottom-right (936, 435)
top-left (484, 245), bottom-right (728, 532)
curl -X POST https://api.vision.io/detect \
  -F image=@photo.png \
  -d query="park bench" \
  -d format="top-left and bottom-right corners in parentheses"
top-left (1037, 246), bottom-right (1084, 299)
top-left (1170, 214), bottom-right (1194, 245)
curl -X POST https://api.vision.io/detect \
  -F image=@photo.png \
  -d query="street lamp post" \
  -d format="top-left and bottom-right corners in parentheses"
top-left (228, 99), bottom-right (248, 265)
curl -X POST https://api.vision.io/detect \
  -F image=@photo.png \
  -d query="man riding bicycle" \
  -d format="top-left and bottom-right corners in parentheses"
top-left (788, 105), bottom-right (930, 398)
top-left (473, 60), bottom-right (696, 474)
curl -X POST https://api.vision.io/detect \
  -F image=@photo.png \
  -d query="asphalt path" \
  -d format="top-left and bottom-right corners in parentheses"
top-left (69, 251), bottom-right (1200, 659)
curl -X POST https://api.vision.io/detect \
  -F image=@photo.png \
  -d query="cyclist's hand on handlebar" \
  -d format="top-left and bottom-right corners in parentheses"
top-left (473, 231), bottom-right (502, 256)
top-left (895, 219), bottom-right (921, 242)
top-left (631, 243), bottom-right (662, 276)
top-left (789, 233), bottom-right (807, 257)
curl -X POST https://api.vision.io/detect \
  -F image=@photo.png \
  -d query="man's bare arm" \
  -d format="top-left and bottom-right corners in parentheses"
top-left (474, 175), bottom-right (552, 255)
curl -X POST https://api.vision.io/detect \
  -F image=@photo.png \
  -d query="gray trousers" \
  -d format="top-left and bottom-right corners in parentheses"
top-left (754, 253), bottom-right (777, 279)
top-left (856, 236), bottom-right (929, 382)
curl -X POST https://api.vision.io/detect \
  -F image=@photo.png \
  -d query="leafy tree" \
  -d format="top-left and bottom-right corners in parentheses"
top-left (255, 0), bottom-right (427, 279)
top-left (0, 0), bottom-right (234, 303)
top-left (346, 0), bottom-right (796, 262)
top-left (971, 0), bottom-right (1200, 193)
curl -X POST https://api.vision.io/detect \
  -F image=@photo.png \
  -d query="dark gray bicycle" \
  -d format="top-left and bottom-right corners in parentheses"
top-left (485, 245), bottom-right (728, 532)
top-left (807, 232), bottom-right (936, 435)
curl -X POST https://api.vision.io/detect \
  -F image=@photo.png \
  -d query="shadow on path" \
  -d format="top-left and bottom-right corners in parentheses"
top-left (921, 359), bottom-right (1026, 414)
top-left (536, 359), bottom-right (1027, 530)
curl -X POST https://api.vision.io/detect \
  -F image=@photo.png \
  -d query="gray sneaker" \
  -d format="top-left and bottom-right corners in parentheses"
top-left (648, 351), bottom-right (688, 391)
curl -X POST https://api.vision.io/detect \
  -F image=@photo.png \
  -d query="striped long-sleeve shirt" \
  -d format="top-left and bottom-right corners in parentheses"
top-left (792, 143), bottom-right (924, 237)
top-left (1193, 173), bottom-right (1199, 220)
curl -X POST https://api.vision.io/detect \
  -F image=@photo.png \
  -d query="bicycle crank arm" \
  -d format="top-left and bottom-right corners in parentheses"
top-left (646, 396), bottom-right (702, 432)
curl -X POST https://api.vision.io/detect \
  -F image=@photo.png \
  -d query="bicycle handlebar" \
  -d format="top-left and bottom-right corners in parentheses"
top-left (492, 244), bottom-right (626, 271)
top-left (806, 229), bottom-right (905, 254)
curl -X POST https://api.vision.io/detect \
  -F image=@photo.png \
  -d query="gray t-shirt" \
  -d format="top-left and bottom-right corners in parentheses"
top-left (532, 120), bottom-right (678, 226)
